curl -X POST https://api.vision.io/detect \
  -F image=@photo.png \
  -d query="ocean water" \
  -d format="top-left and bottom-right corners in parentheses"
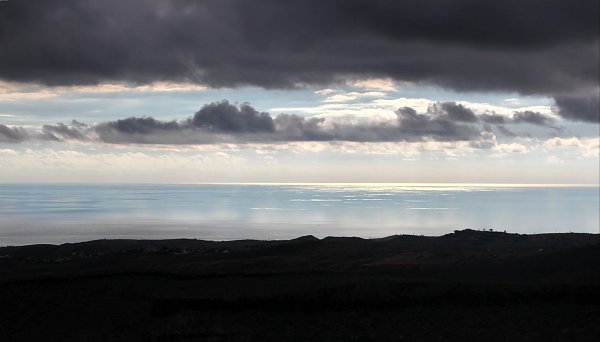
top-left (0, 183), bottom-right (598, 245)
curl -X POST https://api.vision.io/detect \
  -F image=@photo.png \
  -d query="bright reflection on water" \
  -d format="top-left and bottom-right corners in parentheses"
top-left (0, 184), bottom-right (598, 245)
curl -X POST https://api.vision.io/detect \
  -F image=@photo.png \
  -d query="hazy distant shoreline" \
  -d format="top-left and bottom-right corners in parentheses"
top-left (2, 229), bottom-right (599, 246)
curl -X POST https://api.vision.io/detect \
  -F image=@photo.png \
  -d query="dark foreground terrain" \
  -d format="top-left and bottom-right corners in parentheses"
top-left (1, 229), bottom-right (599, 341)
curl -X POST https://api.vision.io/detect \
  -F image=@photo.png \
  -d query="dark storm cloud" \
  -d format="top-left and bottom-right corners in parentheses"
top-left (480, 114), bottom-right (507, 125)
top-left (93, 101), bottom-right (274, 144)
top-left (273, 114), bottom-right (328, 141)
top-left (434, 103), bottom-right (478, 123)
top-left (0, 0), bottom-right (598, 123)
top-left (0, 124), bottom-right (29, 143)
top-left (495, 125), bottom-right (517, 138)
top-left (554, 93), bottom-right (600, 123)
top-left (1, 101), bottom-right (561, 146)
top-left (0, 101), bottom-right (562, 146)
top-left (40, 120), bottom-right (89, 141)
top-left (512, 111), bottom-right (555, 126)
top-left (103, 117), bottom-right (180, 135)
top-left (190, 101), bottom-right (274, 133)
top-left (92, 101), bottom-right (565, 145)
top-left (88, 101), bottom-right (483, 144)
top-left (396, 106), bottom-right (479, 141)
top-left (94, 117), bottom-right (190, 145)
top-left (429, 101), bottom-right (557, 128)
top-left (480, 110), bottom-right (557, 127)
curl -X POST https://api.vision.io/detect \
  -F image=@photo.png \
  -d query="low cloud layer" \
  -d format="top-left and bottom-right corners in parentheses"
top-left (0, 124), bottom-right (29, 143)
top-left (40, 121), bottom-right (89, 141)
top-left (92, 100), bottom-right (560, 145)
top-left (2, 100), bottom-right (560, 147)
top-left (190, 102), bottom-right (275, 133)
top-left (0, 0), bottom-right (598, 122)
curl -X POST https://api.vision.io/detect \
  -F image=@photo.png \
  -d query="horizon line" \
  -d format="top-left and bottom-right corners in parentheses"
top-left (1, 182), bottom-right (598, 187)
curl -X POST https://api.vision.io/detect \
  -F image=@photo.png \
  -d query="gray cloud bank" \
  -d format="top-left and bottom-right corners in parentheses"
top-left (0, 124), bottom-right (29, 143)
top-left (0, 0), bottom-right (598, 122)
top-left (94, 101), bottom-right (562, 145)
top-left (1, 101), bottom-right (560, 147)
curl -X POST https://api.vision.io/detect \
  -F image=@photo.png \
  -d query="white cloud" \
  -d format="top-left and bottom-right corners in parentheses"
top-left (370, 97), bottom-right (435, 114)
top-left (315, 88), bottom-right (336, 96)
top-left (346, 78), bottom-right (398, 91)
top-left (271, 97), bottom-right (433, 121)
top-left (213, 151), bottom-right (231, 160)
top-left (543, 137), bottom-right (583, 148)
top-left (1, 139), bottom-right (597, 184)
top-left (270, 91), bottom-right (557, 129)
top-left (542, 137), bottom-right (599, 158)
top-left (0, 80), bottom-right (208, 101)
top-left (324, 91), bottom-right (388, 103)
top-left (503, 98), bottom-right (522, 107)
top-left (495, 143), bottom-right (528, 154)
top-left (546, 156), bottom-right (563, 164)
top-left (0, 148), bottom-right (18, 155)
top-left (455, 100), bottom-right (554, 117)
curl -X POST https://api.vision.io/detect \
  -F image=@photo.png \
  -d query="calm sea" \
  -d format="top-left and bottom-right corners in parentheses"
top-left (0, 184), bottom-right (598, 245)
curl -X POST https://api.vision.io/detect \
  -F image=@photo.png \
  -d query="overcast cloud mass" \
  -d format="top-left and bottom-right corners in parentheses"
top-left (0, 0), bottom-right (598, 122)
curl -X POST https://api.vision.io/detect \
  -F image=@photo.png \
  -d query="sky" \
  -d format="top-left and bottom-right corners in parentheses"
top-left (0, 0), bottom-right (598, 184)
